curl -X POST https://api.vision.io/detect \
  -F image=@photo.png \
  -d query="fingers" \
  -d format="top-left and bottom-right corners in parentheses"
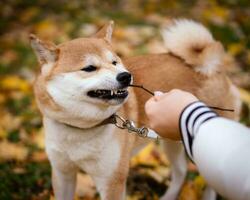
top-left (153, 89), bottom-right (181, 101)
top-left (145, 89), bottom-right (191, 116)
top-left (145, 91), bottom-right (166, 111)
top-left (145, 97), bottom-right (155, 115)
top-left (154, 91), bottom-right (164, 96)
top-left (154, 91), bottom-right (164, 101)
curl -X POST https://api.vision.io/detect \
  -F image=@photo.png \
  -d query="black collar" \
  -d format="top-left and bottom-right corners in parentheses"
top-left (60, 114), bottom-right (117, 130)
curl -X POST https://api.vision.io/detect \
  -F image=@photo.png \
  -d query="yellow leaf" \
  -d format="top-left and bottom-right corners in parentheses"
top-left (212, 6), bottom-right (230, 19)
top-left (114, 27), bottom-right (126, 39)
top-left (179, 182), bottom-right (198, 200)
top-left (0, 93), bottom-right (6, 104)
top-left (34, 19), bottom-right (59, 39)
top-left (76, 173), bottom-right (96, 199)
top-left (0, 140), bottom-right (28, 161)
top-left (239, 88), bottom-right (250, 106)
top-left (202, 5), bottom-right (229, 23)
top-left (0, 111), bottom-right (22, 131)
top-left (228, 43), bottom-right (244, 56)
top-left (131, 143), bottom-right (157, 166)
top-left (194, 176), bottom-right (206, 196)
top-left (0, 127), bottom-right (7, 139)
top-left (31, 151), bottom-right (47, 162)
top-left (1, 76), bottom-right (30, 93)
top-left (31, 128), bottom-right (45, 149)
top-left (131, 142), bottom-right (169, 167)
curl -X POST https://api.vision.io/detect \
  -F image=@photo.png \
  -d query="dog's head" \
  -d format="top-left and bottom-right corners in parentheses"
top-left (31, 21), bottom-right (132, 128)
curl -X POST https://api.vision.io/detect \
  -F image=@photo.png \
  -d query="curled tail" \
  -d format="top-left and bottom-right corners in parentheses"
top-left (161, 19), bottom-right (225, 76)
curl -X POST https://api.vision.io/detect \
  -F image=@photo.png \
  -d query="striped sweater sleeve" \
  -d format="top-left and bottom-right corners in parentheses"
top-left (179, 101), bottom-right (218, 161)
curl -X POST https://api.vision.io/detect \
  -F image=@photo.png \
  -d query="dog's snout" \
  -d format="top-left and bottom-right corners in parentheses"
top-left (116, 72), bottom-right (132, 87)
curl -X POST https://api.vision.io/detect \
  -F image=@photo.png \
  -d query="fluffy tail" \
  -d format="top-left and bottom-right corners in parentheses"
top-left (161, 19), bottom-right (224, 76)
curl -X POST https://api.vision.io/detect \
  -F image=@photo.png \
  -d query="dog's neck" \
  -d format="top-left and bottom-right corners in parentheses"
top-left (43, 116), bottom-right (117, 145)
top-left (59, 114), bottom-right (117, 130)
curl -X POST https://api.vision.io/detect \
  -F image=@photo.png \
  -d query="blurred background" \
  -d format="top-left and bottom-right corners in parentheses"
top-left (0, 0), bottom-right (250, 199)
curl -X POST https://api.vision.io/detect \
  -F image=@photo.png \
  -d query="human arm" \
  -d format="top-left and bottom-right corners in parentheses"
top-left (145, 89), bottom-right (250, 200)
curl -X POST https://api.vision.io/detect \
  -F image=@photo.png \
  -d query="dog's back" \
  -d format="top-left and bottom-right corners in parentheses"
top-left (123, 53), bottom-right (239, 124)
top-left (122, 20), bottom-right (240, 126)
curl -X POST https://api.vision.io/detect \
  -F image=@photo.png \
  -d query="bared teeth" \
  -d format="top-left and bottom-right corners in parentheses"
top-left (117, 89), bottom-right (125, 94)
top-left (88, 89), bottom-right (128, 99)
top-left (93, 89), bottom-right (126, 95)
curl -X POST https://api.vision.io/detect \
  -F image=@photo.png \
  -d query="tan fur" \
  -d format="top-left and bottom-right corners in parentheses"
top-left (162, 19), bottom-right (225, 76)
top-left (123, 54), bottom-right (236, 124)
top-left (34, 75), bottom-right (61, 112)
top-left (30, 20), bottom-right (240, 200)
top-left (33, 37), bottom-right (123, 124)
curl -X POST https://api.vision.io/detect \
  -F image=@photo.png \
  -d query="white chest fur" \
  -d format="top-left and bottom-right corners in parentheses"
top-left (43, 117), bottom-right (121, 178)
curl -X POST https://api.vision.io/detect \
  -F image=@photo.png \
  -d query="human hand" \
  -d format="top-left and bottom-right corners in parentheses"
top-left (145, 89), bottom-right (198, 140)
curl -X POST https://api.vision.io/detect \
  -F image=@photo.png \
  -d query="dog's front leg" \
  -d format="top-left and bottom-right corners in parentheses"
top-left (94, 174), bottom-right (127, 200)
top-left (84, 153), bottom-right (129, 200)
top-left (47, 148), bottom-right (78, 200)
top-left (52, 168), bottom-right (77, 200)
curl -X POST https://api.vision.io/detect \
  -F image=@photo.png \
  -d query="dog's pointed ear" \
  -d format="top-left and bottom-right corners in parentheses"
top-left (29, 34), bottom-right (59, 65)
top-left (94, 20), bottom-right (114, 43)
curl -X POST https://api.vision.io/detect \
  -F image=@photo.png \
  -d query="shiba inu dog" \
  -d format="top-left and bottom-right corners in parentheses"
top-left (30, 19), bottom-right (241, 200)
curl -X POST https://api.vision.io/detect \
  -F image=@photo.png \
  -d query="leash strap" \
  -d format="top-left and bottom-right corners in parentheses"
top-left (129, 84), bottom-right (234, 112)
top-left (111, 114), bottom-right (161, 140)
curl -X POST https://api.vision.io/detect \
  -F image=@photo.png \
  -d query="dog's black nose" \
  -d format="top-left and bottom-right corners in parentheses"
top-left (116, 72), bottom-right (132, 87)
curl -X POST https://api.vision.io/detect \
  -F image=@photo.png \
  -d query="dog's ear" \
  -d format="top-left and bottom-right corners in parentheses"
top-left (29, 34), bottom-right (59, 65)
top-left (94, 20), bottom-right (114, 43)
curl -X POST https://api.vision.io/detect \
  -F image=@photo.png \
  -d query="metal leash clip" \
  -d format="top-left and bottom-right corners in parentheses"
top-left (112, 114), bottom-right (160, 139)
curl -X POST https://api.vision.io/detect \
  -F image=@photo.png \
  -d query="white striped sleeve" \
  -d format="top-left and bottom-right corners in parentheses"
top-left (179, 101), bottom-right (218, 161)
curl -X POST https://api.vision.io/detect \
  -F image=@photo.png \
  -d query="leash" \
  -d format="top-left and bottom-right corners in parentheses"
top-left (128, 84), bottom-right (235, 112)
top-left (110, 114), bottom-right (160, 140)
top-left (61, 113), bottom-right (160, 139)
top-left (110, 83), bottom-right (235, 140)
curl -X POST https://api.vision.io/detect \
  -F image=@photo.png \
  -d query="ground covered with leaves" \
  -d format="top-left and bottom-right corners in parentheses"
top-left (0, 0), bottom-right (250, 199)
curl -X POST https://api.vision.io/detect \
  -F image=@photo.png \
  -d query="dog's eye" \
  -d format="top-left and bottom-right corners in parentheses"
top-left (81, 65), bottom-right (97, 72)
top-left (112, 61), bottom-right (117, 66)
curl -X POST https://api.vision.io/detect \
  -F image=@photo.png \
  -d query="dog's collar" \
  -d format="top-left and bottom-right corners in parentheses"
top-left (60, 114), bottom-right (161, 140)
top-left (61, 114), bottom-right (117, 130)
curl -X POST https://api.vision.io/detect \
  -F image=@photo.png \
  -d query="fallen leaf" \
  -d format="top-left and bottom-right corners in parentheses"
top-left (1, 75), bottom-right (30, 93)
top-left (228, 43), bottom-right (244, 56)
top-left (0, 126), bottom-right (7, 139)
top-left (31, 151), bottom-right (48, 162)
top-left (0, 140), bottom-right (28, 161)
top-left (239, 88), bottom-right (250, 106)
top-left (0, 111), bottom-right (22, 132)
top-left (31, 128), bottom-right (45, 149)
top-left (76, 173), bottom-right (96, 198)
top-left (34, 19), bottom-right (60, 40)
top-left (179, 181), bottom-right (199, 200)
